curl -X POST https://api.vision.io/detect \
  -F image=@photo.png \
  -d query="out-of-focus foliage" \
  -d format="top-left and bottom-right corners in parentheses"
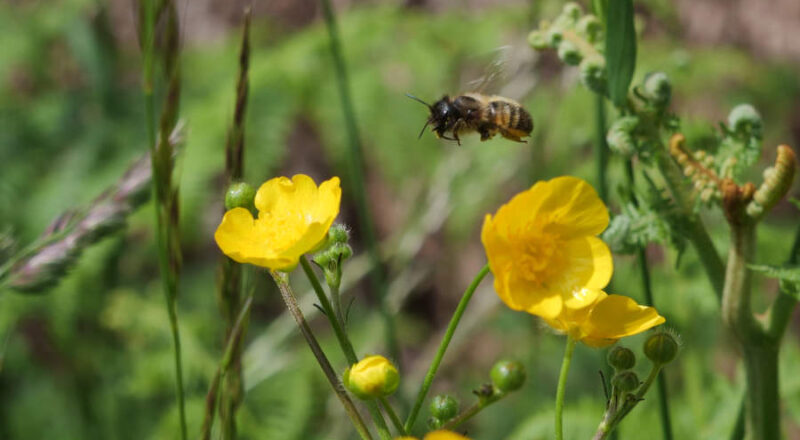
top-left (1, 0), bottom-right (799, 439)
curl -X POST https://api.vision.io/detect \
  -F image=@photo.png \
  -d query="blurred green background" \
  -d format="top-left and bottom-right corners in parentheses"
top-left (1, 0), bottom-right (799, 439)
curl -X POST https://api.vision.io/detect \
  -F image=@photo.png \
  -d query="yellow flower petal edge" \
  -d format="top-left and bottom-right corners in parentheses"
top-left (393, 430), bottom-right (472, 440)
top-left (545, 289), bottom-right (665, 347)
top-left (214, 174), bottom-right (341, 271)
top-left (481, 176), bottom-right (612, 319)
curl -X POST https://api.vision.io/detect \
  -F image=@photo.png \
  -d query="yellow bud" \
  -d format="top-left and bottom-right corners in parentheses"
top-left (343, 355), bottom-right (400, 400)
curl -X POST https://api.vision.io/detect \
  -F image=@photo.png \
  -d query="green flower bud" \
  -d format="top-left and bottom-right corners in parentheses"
top-left (562, 2), bottom-right (583, 22)
top-left (727, 104), bottom-right (762, 138)
top-left (557, 41), bottom-right (582, 66)
top-left (612, 370), bottom-right (640, 392)
top-left (579, 56), bottom-right (607, 96)
top-left (642, 71), bottom-right (672, 108)
top-left (577, 15), bottom-right (603, 43)
top-left (328, 223), bottom-right (350, 245)
top-left (343, 355), bottom-right (400, 400)
top-left (644, 330), bottom-right (680, 365)
top-left (490, 359), bottom-right (526, 393)
top-left (547, 29), bottom-right (563, 47)
top-left (224, 182), bottom-right (256, 211)
top-left (427, 416), bottom-right (443, 429)
top-left (430, 394), bottom-right (459, 421)
top-left (606, 116), bottom-right (640, 157)
top-left (528, 30), bottom-right (550, 50)
top-left (607, 346), bottom-right (636, 370)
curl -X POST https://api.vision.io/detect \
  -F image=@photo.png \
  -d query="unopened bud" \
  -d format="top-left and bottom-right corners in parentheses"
top-left (343, 355), bottom-right (400, 400)
top-left (579, 56), bottom-right (607, 96)
top-left (557, 40), bottom-right (582, 66)
top-left (224, 182), bottom-right (256, 211)
top-left (606, 116), bottom-right (639, 157)
top-left (727, 104), bottom-right (762, 139)
top-left (562, 2), bottom-right (582, 21)
top-left (607, 346), bottom-right (636, 370)
top-left (644, 330), bottom-right (680, 365)
top-left (528, 30), bottom-right (550, 50)
top-left (577, 15), bottom-right (603, 43)
top-left (490, 359), bottom-right (526, 393)
top-left (430, 394), bottom-right (459, 421)
top-left (328, 223), bottom-right (350, 245)
top-left (642, 72), bottom-right (671, 108)
top-left (612, 370), bottom-right (639, 392)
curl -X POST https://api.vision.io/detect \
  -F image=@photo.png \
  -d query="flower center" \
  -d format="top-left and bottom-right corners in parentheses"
top-left (511, 223), bottom-right (562, 284)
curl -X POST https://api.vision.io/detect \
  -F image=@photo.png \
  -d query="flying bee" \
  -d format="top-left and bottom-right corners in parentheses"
top-left (407, 93), bottom-right (533, 145)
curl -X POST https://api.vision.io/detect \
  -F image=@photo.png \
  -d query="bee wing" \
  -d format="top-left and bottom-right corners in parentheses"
top-left (463, 46), bottom-right (513, 94)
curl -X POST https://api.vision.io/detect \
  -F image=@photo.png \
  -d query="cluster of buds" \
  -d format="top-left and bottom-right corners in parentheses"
top-left (669, 134), bottom-right (722, 203)
top-left (427, 359), bottom-right (526, 429)
top-left (527, 3), bottom-right (607, 96)
top-left (313, 224), bottom-right (353, 289)
top-left (746, 145), bottom-right (797, 219)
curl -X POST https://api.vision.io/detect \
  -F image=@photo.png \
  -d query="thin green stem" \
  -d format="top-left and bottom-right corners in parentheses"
top-left (379, 397), bottom-right (407, 436)
top-left (594, 96), bottom-right (610, 203)
top-left (317, 0), bottom-right (399, 362)
top-left (404, 264), bottom-right (491, 431)
top-left (299, 257), bottom-right (393, 440)
top-left (270, 271), bottom-right (373, 440)
top-left (441, 401), bottom-right (482, 430)
top-left (555, 336), bottom-right (576, 440)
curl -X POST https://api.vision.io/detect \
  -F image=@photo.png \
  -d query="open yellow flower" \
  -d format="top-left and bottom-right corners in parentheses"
top-left (394, 430), bottom-right (471, 440)
top-left (545, 288), bottom-right (665, 347)
top-left (214, 174), bottom-right (341, 271)
top-left (481, 176), bottom-right (612, 319)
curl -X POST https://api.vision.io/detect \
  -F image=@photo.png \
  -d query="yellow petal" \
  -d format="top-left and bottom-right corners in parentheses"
top-left (539, 176), bottom-right (609, 238)
top-left (255, 174), bottom-right (318, 214)
top-left (424, 430), bottom-right (471, 440)
top-left (581, 294), bottom-right (665, 340)
top-left (495, 271), bottom-right (564, 319)
top-left (214, 208), bottom-right (266, 263)
top-left (481, 214), bottom-right (515, 277)
top-left (556, 236), bottom-right (613, 291)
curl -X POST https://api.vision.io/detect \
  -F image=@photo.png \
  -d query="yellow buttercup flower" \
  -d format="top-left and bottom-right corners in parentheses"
top-left (343, 355), bottom-right (400, 400)
top-left (481, 176), bottom-right (612, 319)
top-left (544, 288), bottom-right (665, 347)
top-left (214, 174), bottom-right (341, 271)
top-left (394, 430), bottom-right (471, 440)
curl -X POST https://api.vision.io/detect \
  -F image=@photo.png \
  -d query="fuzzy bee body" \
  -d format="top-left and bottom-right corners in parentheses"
top-left (408, 93), bottom-right (533, 145)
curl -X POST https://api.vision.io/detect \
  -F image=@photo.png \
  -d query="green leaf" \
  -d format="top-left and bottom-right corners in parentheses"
top-left (605, 0), bottom-right (637, 108)
top-left (748, 264), bottom-right (800, 283)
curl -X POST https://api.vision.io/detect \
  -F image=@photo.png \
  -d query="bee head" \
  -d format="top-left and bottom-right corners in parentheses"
top-left (407, 93), bottom-right (455, 139)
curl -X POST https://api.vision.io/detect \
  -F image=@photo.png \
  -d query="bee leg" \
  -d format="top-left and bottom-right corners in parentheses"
top-left (453, 132), bottom-right (462, 146)
top-left (479, 126), bottom-right (494, 141)
top-left (500, 129), bottom-right (527, 143)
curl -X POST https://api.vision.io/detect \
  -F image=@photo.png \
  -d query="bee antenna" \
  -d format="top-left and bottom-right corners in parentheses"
top-left (417, 120), bottom-right (431, 139)
top-left (405, 93), bottom-right (432, 109)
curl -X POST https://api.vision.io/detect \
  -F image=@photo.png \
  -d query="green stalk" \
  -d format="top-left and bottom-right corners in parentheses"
top-left (270, 271), bottom-right (373, 440)
top-left (555, 336), bottom-right (577, 440)
top-left (441, 401), bottom-right (482, 430)
top-left (594, 96), bottom-right (610, 202)
top-left (317, 0), bottom-right (399, 361)
top-left (625, 161), bottom-right (673, 440)
top-left (299, 257), bottom-right (393, 440)
top-left (379, 397), bottom-right (407, 436)
top-left (404, 264), bottom-right (491, 431)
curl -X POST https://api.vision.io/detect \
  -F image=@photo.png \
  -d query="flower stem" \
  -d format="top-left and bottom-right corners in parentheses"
top-left (404, 264), bottom-right (491, 431)
top-left (441, 401), bottom-right (482, 430)
top-left (379, 397), bottom-right (407, 436)
top-left (317, 0), bottom-right (399, 363)
top-left (555, 335), bottom-right (576, 440)
top-left (270, 271), bottom-right (374, 440)
top-left (299, 257), bottom-right (393, 440)
top-left (594, 95), bottom-right (610, 203)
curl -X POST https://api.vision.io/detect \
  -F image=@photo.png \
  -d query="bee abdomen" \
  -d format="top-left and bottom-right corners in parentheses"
top-left (489, 101), bottom-right (533, 134)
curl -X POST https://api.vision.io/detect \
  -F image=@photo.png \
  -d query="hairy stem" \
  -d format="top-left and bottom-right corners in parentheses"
top-left (404, 264), bottom-right (490, 431)
top-left (270, 271), bottom-right (374, 440)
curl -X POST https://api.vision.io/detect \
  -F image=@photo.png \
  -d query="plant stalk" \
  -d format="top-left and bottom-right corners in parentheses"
top-left (270, 271), bottom-right (374, 440)
top-left (555, 335), bottom-right (576, 440)
top-left (404, 264), bottom-right (490, 431)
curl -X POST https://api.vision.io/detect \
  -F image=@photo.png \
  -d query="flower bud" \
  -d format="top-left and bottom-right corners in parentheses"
top-left (642, 72), bottom-right (671, 108)
top-left (727, 104), bottom-right (762, 138)
top-left (607, 346), bottom-right (636, 370)
top-left (611, 370), bottom-right (639, 392)
top-left (547, 29), bottom-right (563, 47)
top-left (490, 359), bottom-right (526, 393)
top-left (579, 56), bottom-right (607, 96)
top-left (562, 2), bottom-right (582, 22)
top-left (528, 30), bottom-right (550, 50)
top-left (427, 416), bottom-right (443, 430)
top-left (343, 355), bottom-right (400, 400)
top-left (224, 182), bottom-right (256, 211)
top-left (430, 394), bottom-right (459, 421)
top-left (643, 330), bottom-right (680, 365)
top-left (328, 223), bottom-right (350, 245)
top-left (557, 41), bottom-right (582, 66)
top-left (577, 15), bottom-right (603, 43)
top-left (606, 116), bottom-right (639, 157)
